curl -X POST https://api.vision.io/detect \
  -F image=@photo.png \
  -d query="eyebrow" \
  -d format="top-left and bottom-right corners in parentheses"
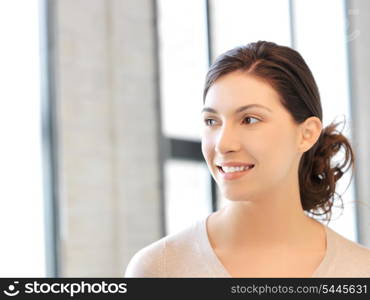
top-left (201, 104), bottom-right (272, 114)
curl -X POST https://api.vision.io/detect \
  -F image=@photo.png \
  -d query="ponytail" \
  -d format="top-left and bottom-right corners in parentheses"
top-left (299, 119), bottom-right (355, 223)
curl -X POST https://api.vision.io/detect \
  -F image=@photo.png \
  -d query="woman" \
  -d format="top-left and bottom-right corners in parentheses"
top-left (125, 41), bottom-right (370, 277)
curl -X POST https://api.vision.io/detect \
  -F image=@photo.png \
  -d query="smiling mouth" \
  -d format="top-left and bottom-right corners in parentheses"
top-left (216, 165), bottom-right (255, 173)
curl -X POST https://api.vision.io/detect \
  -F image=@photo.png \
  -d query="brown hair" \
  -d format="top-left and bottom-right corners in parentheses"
top-left (203, 41), bottom-right (355, 224)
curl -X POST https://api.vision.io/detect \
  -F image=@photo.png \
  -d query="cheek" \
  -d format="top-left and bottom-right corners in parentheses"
top-left (256, 129), bottom-right (296, 175)
top-left (250, 130), bottom-right (293, 164)
top-left (201, 138), bottom-right (213, 165)
top-left (201, 137), bottom-right (219, 178)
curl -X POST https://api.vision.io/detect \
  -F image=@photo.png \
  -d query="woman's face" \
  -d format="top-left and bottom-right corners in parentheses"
top-left (201, 71), bottom-right (303, 201)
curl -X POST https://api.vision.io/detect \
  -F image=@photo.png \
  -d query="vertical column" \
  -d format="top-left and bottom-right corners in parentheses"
top-left (347, 0), bottom-right (370, 247)
top-left (109, 0), bottom-right (164, 274)
top-left (52, 0), bottom-right (162, 276)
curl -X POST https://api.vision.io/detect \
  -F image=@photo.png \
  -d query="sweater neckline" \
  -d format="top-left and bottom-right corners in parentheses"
top-left (199, 214), bottom-right (336, 277)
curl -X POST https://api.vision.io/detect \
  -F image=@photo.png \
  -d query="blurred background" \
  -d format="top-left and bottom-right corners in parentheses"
top-left (0, 0), bottom-right (369, 277)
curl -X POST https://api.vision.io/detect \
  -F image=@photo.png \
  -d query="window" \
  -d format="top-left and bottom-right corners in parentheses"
top-left (157, 0), bottom-right (212, 235)
top-left (0, 0), bottom-right (48, 276)
top-left (210, 0), bottom-right (291, 58)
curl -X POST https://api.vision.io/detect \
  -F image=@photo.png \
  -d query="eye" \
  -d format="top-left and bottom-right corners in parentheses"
top-left (242, 116), bottom-right (260, 124)
top-left (203, 116), bottom-right (261, 127)
top-left (204, 118), bottom-right (216, 126)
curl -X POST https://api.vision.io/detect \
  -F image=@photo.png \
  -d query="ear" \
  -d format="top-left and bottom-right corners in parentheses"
top-left (298, 116), bottom-right (322, 153)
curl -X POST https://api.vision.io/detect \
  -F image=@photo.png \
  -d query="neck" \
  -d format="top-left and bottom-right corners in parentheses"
top-left (210, 187), bottom-right (323, 252)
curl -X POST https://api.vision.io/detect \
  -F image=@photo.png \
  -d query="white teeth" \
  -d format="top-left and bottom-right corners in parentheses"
top-left (221, 165), bottom-right (253, 173)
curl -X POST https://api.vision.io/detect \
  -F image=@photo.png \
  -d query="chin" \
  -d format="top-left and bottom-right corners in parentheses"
top-left (220, 188), bottom-right (252, 202)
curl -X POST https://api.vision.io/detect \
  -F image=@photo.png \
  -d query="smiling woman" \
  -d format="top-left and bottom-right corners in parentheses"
top-left (201, 42), bottom-right (350, 223)
top-left (124, 41), bottom-right (370, 278)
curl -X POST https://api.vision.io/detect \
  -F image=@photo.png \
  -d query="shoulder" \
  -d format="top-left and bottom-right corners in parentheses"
top-left (124, 236), bottom-right (167, 277)
top-left (124, 220), bottom-right (200, 277)
top-left (329, 227), bottom-right (370, 276)
top-left (333, 229), bottom-right (370, 260)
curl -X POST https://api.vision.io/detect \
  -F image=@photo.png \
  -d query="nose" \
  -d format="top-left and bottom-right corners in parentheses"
top-left (215, 123), bottom-right (241, 154)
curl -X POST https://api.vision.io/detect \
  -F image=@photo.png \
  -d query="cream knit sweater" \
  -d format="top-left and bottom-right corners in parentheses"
top-left (124, 215), bottom-right (370, 277)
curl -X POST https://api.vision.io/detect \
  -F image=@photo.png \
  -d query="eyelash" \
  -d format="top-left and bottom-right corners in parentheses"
top-left (203, 116), bottom-right (261, 127)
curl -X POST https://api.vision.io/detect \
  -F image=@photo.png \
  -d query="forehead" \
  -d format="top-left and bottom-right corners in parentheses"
top-left (204, 71), bottom-right (282, 111)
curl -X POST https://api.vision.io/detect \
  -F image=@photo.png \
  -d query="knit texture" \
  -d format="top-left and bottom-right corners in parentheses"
top-left (124, 215), bottom-right (370, 277)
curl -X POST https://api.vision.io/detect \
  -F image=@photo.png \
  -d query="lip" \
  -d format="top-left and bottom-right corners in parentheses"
top-left (217, 165), bottom-right (255, 180)
top-left (216, 161), bottom-right (255, 167)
